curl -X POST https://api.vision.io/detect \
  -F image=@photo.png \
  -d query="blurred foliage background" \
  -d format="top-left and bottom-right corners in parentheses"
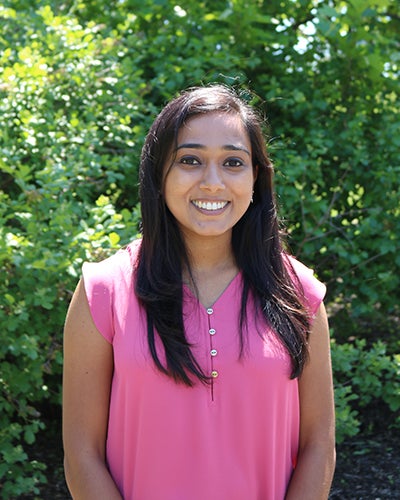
top-left (0, 0), bottom-right (399, 496)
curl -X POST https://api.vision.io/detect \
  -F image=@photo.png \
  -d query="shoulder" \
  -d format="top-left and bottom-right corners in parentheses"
top-left (82, 239), bottom-right (141, 288)
top-left (80, 239), bottom-right (142, 342)
top-left (81, 238), bottom-right (141, 309)
top-left (284, 254), bottom-right (326, 316)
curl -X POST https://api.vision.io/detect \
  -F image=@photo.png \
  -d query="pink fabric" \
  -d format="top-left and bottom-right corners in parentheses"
top-left (82, 240), bottom-right (326, 500)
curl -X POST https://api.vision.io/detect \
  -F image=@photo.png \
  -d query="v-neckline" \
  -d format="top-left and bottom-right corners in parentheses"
top-left (183, 272), bottom-right (241, 310)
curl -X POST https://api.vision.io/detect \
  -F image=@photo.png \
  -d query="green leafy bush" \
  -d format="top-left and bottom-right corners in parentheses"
top-left (0, 0), bottom-right (399, 495)
top-left (0, 185), bottom-right (140, 495)
top-left (332, 339), bottom-right (400, 443)
top-left (0, 6), bottom-right (141, 492)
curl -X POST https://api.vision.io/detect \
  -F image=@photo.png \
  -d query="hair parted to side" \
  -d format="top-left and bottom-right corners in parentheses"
top-left (135, 84), bottom-right (310, 386)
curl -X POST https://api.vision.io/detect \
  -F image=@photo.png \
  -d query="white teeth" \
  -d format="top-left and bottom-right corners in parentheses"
top-left (193, 200), bottom-right (228, 211)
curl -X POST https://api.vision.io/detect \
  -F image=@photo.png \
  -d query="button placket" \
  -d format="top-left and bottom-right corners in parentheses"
top-left (206, 308), bottom-right (218, 399)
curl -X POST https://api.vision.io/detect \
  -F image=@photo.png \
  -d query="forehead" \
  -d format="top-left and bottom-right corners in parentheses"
top-left (177, 112), bottom-right (250, 148)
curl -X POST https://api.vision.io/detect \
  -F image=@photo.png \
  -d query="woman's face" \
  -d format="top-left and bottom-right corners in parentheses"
top-left (163, 112), bottom-right (256, 245)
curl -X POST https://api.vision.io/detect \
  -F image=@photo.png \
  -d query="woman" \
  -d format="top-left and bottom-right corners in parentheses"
top-left (63, 85), bottom-right (335, 499)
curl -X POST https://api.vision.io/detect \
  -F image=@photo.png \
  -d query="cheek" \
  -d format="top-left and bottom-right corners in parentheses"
top-left (165, 180), bottom-right (181, 204)
top-left (165, 170), bottom-right (194, 197)
top-left (163, 176), bottom-right (188, 216)
top-left (161, 160), bottom-right (176, 195)
top-left (163, 172), bottom-right (177, 198)
top-left (238, 175), bottom-right (255, 195)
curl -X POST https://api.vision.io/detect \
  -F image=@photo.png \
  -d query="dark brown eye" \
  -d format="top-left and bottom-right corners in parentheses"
top-left (180, 156), bottom-right (200, 165)
top-left (224, 158), bottom-right (243, 167)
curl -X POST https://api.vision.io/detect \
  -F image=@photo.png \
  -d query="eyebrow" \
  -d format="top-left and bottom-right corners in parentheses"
top-left (176, 143), bottom-right (251, 157)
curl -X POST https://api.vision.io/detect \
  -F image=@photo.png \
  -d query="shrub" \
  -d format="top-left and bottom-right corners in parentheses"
top-left (0, 7), bottom-right (141, 493)
top-left (332, 339), bottom-right (400, 443)
top-left (0, 0), bottom-right (398, 494)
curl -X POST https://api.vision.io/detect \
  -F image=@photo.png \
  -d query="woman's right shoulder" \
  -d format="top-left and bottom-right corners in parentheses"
top-left (79, 239), bottom-right (142, 343)
top-left (82, 238), bottom-right (142, 286)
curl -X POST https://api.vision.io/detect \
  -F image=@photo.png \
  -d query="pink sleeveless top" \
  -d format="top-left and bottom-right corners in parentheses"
top-left (82, 240), bottom-right (326, 500)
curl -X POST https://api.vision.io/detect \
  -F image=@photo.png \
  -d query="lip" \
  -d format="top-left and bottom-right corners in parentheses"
top-left (191, 200), bottom-right (229, 212)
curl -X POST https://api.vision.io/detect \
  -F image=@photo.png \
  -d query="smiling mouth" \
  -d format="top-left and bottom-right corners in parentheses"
top-left (192, 200), bottom-right (229, 211)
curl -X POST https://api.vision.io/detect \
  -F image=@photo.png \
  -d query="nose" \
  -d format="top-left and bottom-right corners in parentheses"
top-left (199, 163), bottom-right (225, 192)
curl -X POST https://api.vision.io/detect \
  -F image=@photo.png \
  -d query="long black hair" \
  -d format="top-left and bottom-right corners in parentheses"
top-left (135, 84), bottom-right (310, 386)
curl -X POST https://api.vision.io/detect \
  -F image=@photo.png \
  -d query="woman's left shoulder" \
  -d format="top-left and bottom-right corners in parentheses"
top-left (123, 238), bottom-right (142, 265)
top-left (284, 254), bottom-right (327, 316)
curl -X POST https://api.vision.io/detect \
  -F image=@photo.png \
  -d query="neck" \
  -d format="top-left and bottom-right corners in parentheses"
top-left (182, 232), bottom-right (237, 277)
top-left (181, 232), bottom-right (239, 308)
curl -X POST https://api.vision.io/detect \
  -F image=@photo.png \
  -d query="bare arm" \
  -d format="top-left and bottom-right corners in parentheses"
top-left (62, 279), bottom-right (122, 499)
top-left (285, 303), bottom-right (336, 500)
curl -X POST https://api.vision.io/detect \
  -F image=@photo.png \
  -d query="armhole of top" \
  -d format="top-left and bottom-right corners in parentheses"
top-left (80, 239), bottom-right (141, 344)
top-left (285, 255), bottom-right (327, 318)
top-left (82, 261), bottom-right (114, 344)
